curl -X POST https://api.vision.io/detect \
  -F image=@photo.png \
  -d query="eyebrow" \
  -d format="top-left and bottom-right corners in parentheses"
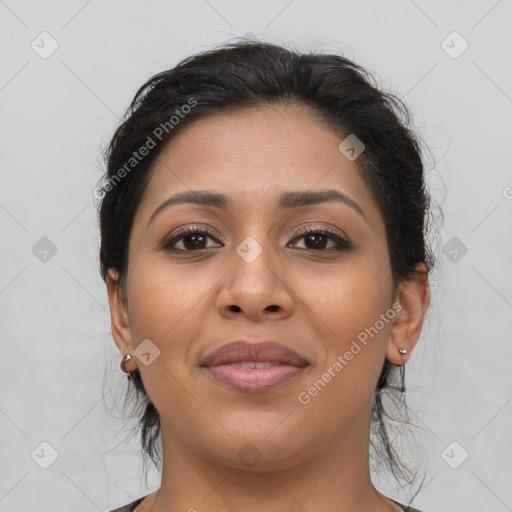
top-left (147, 189), bottom-right (367, 227)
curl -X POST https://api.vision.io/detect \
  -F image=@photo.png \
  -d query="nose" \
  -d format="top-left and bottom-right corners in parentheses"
top-left (215, 236), bottom-right (294, 322)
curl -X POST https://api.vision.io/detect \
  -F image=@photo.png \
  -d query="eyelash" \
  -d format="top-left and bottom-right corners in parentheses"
top-left (161, 225), bottom-right (351, 253)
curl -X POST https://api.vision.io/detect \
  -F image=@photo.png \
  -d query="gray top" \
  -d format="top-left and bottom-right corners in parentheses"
top-left (109, 495), bottom-right (424, 511)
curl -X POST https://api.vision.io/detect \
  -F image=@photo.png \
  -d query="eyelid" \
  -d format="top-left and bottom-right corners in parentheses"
top-left (292, 223), bottom-right (349, 241)
top-left (163, 223), bottom-right (222, 241)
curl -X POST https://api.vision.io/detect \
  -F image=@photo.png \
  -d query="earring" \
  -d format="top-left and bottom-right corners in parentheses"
top-left (120, 354), bottom-right (138, 377)
top-left (399, 348), bottom-right (407, 392)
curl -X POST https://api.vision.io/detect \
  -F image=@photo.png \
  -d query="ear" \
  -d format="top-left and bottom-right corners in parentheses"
top-left (385, 263), bottom-right (430, 365)
top-left (106, 268), bottom-right (134, 356)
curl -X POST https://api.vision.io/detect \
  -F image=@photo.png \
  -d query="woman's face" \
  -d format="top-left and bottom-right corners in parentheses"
top-left (109, 104), bottom-right (419, 470)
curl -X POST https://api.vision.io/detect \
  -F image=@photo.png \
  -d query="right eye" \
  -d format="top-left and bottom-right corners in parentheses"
top-left (161, 227), bottom-right (222, 252)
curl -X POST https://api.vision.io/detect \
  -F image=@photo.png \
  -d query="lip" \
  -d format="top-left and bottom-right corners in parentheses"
top-left (200, 340), bottom-right (310, 392)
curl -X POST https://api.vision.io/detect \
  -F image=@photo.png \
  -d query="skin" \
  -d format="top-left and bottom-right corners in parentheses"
top-left (107, 104), bottom-right (430, 512)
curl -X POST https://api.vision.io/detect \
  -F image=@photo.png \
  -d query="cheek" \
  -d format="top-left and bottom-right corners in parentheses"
top-left (124, 258), bottom-right (215, 402)
top-left (302, 262), bottom-right (392, 346)
top-left (126, 254), bottom-right (207, 341)
top-left (124, 261), bottom-right (209, 409)
top-left (297, 261), bottom-right (392, 401)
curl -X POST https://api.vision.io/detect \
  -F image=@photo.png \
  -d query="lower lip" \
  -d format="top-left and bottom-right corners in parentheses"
top-left (204, 364), bottom-right (306, 392)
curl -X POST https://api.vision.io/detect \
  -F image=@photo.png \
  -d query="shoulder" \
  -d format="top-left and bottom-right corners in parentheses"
top-left (390, 498), bottom-right (425, 512)
top-left (109, 495), bottom-right (426, 512)
top-left (108, 495), bottom-right (147, 512)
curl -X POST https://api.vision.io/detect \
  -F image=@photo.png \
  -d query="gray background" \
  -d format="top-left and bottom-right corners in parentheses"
top-left (1, 1), bottom-right (511, 511)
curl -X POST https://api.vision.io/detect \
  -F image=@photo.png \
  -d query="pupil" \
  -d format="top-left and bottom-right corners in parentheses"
top-left (306, 234), bottom-right (326, 249)
top-left (184, 234), bottom-right (206, 250)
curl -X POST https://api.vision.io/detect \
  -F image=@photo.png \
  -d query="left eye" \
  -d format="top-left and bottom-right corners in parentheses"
top-left (162, 227), bottom-right (351, 252)
top-left (288, 227), bottom-right (351, 251)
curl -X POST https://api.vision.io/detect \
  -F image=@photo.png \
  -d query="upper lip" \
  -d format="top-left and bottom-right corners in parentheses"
top-left (200, 340), bottom-right (310, 368)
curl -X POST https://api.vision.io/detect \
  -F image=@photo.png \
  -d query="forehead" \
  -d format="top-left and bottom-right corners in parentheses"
top-left (135, 105), bottom-right (383, 228)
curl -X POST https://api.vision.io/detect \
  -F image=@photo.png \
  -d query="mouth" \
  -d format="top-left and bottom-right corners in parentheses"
top-left (199, 340), bottom-right (310, 392)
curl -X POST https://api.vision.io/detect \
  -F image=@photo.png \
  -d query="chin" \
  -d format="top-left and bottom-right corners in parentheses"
top-left (194, 429), bottom-right (312, 472)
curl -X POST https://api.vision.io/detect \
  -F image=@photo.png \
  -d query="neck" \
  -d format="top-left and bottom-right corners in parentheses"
top-left (143, 407), bottom-right (401, 512)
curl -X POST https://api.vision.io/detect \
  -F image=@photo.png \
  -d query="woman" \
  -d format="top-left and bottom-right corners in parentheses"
top-left (97, 40), bottom-right (434, 512)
